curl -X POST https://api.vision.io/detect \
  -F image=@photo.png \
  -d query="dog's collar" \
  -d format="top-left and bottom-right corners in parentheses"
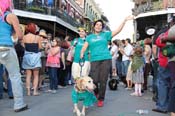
top-left (74, 85), bottom-right (86, 93)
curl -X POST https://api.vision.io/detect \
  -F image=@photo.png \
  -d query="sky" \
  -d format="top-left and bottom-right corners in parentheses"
top-left (94, 0), bottom-right (135, 40)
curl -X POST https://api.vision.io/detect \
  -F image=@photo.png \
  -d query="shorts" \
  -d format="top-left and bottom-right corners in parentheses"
top-left (71, 61), bottom-right (90, 79)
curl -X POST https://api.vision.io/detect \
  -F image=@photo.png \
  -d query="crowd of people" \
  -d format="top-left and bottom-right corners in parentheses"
top-left (0, 0), bottom-right (175, 116)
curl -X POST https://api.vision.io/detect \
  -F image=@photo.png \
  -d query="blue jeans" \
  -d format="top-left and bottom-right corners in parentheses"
top-left (122, 60), bottom-right (130, 77)
top-left (0, 66), bottom-right (13, 98)
top-left (0, 47), bottom-right (26, 110)
top-left (48, 67), bottom-right (58, 90)
top-left (156, 66), bottom-right (171, 111)
top-left (152, 60), bottom-right (159, 100)
top-left (116, 60), bottom-right (122, 79)
top-left (0, 64), bottom-right (3, 98)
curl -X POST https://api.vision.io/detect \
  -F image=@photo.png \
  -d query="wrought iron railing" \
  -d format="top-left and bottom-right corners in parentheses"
top-left (133, 0), bottom-right (175, 15)
top-left (13, 0), bottom-right (83, 28)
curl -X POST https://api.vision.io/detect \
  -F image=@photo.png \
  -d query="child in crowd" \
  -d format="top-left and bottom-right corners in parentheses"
top-left (46, 37), bottom-right (61, 93)
top-left (130, 46), bottom-right (144, 97)
top-left (126, 56), bottom-right (133, 90)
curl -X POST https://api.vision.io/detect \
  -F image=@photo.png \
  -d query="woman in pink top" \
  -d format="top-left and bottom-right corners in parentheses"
top-left (45, 37), bottom-right (61, 93)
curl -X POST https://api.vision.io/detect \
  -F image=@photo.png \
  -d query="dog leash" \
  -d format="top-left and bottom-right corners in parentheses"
top-left (79, 58), bottom-right (85, 77)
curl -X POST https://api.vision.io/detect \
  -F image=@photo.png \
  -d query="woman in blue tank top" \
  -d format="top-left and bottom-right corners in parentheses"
top-left (0, 0), bottom-right (28, 112)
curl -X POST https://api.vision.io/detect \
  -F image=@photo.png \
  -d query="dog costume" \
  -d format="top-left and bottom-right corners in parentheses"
top-left (72, 88), bottom-right (97, 107)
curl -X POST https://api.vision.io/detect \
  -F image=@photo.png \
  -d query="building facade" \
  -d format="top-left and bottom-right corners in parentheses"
top-left (132, 0), bottom-right (175, 41)
top-left (13, 0), bottom-right (109, 38)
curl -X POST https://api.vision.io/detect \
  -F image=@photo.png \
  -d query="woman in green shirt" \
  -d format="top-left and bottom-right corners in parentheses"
top-left (71, 28), bottom-right (90, 79)
top-left (80, 16), bottom-right (133, 107)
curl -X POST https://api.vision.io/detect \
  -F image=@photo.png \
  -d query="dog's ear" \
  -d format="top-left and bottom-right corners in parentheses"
top-left (76, 78), bottom-right (85, 91)
top-left (79, 79), bottom-right (85, 90)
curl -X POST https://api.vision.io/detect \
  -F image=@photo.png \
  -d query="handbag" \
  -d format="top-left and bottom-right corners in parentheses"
top-left (66, 38), bottom-right (79, 62)
top-left (66, 47), bottom-right (74, 62)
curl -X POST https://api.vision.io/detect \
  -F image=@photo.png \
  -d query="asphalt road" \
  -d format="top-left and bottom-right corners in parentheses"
top-left (0, 83), bottom-right (169, 116)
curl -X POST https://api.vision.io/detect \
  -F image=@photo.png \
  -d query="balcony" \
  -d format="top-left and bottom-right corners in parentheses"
top-left (67, 0), bottom-right (84, 14)
top-left (132, 0), bottom-right (175, 15)
top-left (85, 11), bottom-right (95, 21)
top-left (13, 0), bottom-right (83, 28)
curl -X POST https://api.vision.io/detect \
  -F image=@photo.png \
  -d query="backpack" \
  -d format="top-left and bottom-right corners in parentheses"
top-left (162, 44), bottom-right (175, 57)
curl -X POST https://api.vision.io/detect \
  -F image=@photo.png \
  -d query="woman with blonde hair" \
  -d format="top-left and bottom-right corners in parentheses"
top-left (0, 0), bottom-right (28, 112)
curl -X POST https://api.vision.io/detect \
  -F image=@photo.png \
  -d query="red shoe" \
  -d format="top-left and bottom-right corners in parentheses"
top-left (97, 100), bottom-right (104, 107)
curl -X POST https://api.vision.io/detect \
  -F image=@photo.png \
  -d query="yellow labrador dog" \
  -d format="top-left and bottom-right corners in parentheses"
top-left (72, 76), bottom-right (97, 116)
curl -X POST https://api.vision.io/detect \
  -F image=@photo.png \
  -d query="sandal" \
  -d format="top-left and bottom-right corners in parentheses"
top-left (130, 92), bottom-right (138, 96)
top-left (138, 93), bottom-right (142, 97)
top-left (33, 92), bottom-right (40, 96)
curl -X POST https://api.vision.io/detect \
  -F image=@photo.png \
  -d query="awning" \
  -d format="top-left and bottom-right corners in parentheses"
top-left (13, 9), bottom-right (78, 33)
top-left (135, 8), bottom-right (175, 19)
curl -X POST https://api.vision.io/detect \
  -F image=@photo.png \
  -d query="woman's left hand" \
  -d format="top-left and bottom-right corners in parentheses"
top-left (80, 52), bottom-right (84, 59)
top-left (125, 15), bottom-right (134, 21)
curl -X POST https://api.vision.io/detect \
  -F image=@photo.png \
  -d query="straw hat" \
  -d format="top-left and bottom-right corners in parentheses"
top-left (39, 29), bottom-right (47, 38)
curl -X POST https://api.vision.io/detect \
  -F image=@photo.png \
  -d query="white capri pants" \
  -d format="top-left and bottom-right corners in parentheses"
top-left (71, 61), bottom-right (90, 79)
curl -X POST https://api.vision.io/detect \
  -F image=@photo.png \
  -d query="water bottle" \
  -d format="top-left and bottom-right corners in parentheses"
top-left (136, 109), bottom-right (149, 115)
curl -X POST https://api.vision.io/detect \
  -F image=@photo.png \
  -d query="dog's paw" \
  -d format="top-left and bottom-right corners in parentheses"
top-left (73, 109), bottom-right (81, 116)
top-left (81, 112), bottom-right (85, 116)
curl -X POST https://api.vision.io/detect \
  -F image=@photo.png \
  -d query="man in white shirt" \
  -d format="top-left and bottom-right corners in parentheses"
top-left (110, 40), bottom-right (119, 77)
top-left (119, 38), bottom-right (133, 87)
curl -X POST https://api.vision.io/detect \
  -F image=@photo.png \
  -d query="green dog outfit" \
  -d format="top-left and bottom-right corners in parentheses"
top-left (71, 88), bottom-right (97, 107)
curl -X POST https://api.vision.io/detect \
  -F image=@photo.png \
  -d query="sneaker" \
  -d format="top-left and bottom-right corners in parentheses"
top-left (51, 90), bottom-right (57, 94)
top-left (9, 96), bottom-right (14, 99)
top-left (68, 80), bottom-right (72, 85)
top-left (125, 87), bottom-right (132, 90)
top-left (152, 108), bottom-right (167, 114)
top-left (58, 85), bottom-right (64, 89)
top-left (45, 89), bottom-right (52, 93)
top-left (14, 105), bottom-right (28, 112)
top-left (97, 100), bottom-right (104, 107)
top-left (58, 85), bottom-right (67, 89)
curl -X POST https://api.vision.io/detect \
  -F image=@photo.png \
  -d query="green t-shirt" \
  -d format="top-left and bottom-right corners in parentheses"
top-left (86, 31), bottom-right (112, 62)
top-left (72, 38), bottom-right (89, 63)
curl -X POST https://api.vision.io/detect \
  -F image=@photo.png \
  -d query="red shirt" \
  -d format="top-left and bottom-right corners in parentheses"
top-left (155, 31), bottom-right (168, 67)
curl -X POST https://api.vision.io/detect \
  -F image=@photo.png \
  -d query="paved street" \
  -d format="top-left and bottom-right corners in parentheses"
top-left (0, 83), bottom-right (169, 116)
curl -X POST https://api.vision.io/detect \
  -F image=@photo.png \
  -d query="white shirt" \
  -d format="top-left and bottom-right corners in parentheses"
top-left (110, 45), bottom-right (118, 60)
top-left (122, 44), bottom-right (133, 61)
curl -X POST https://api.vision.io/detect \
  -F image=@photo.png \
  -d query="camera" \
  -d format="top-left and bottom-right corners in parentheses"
top-left (41, 40), bottom-right (47, 48)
